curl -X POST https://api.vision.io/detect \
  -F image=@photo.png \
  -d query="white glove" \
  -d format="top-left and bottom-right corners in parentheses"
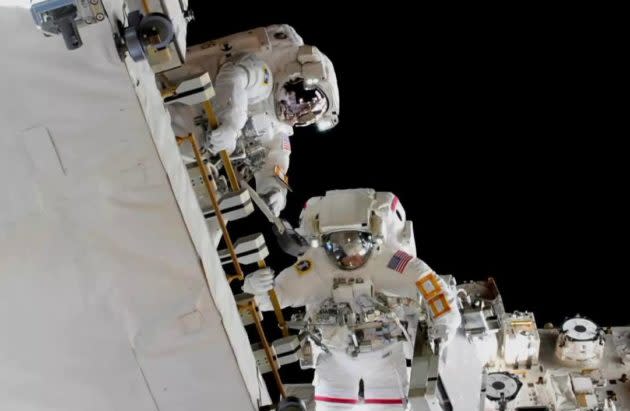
top-left (260, 187), bottom-right (287, 217)
top-left (207, 126), bottom-right (237, 155)
top-left (242, 268), bottom-right (275, 295)
top-left (429, 323), bottom-right (456, 348)
top-left (428, 309), bottom-right (461, 348)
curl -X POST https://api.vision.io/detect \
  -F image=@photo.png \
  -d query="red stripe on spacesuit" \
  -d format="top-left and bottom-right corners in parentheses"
top-left (391, 195), bottom-right (399, 211)
top-left (365, 398), bottom-right (404, 404)
top-left (314, 396), bottom-right (359, 404)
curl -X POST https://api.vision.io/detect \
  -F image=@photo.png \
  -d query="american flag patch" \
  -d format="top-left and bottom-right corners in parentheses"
top-left (282, 135), bottom-right (291, 152)
top-left (387, 250), bottom-right (413, 273)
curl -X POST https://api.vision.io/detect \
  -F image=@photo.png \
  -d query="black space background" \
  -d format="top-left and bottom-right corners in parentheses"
top-left (184, 4), bottom-right (627, 390)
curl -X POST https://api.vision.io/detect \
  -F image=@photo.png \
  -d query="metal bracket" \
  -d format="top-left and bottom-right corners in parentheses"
top-left (163, 73), bottom-right (216, 106)
top-left (203, 188), bottom-right (254, 223)
top-left (30, 0), bottom-right (106, 50)
top-left (218, 233), bottom-right (269, 265)
top-left (115, 11), bottom-right (174, 62)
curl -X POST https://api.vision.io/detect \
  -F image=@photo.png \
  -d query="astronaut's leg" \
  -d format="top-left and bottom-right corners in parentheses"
top-left (313, 352), bottom-right (360, 410)
top-left (362, 344), bottom-right (409, 410)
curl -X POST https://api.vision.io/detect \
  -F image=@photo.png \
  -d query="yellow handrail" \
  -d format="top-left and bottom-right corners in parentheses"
top-left (176, 133), bottom-right (243, 281)
top-left (203, 100), bottom-right (289, 337)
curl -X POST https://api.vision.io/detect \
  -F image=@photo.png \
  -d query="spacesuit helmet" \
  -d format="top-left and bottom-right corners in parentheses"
top-left (323, 231), bottom-right (374, 270)
top-left (297, 189), bottom-right (388, 269)
top-left (276, 78), bottom-right (328, 127)
top-left (274, 45), bottom-right (339, 130)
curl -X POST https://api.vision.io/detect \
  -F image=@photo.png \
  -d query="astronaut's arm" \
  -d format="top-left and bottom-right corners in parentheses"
top-left (253, 133), bottom-right (291, 216)
top-left (207, 62), bottom-right (249, 154)
top-left (242, 263), bottom-right (305, 311)
top-left (380, 246), bottom-right (460, 348)
top-left (407, 259), bottom-right (462, 347)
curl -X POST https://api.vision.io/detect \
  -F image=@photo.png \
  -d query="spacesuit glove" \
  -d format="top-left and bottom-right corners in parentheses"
top-left (428, 308), bottom-right (461, 349)
top-left (207, 126), bottom-right (237, 155)
top-left (429, 323), bottom-right (455, 348)
top-left (242, 268), bottom-right (275, 295)
top-left (260, 187), bottom-right (287, 217)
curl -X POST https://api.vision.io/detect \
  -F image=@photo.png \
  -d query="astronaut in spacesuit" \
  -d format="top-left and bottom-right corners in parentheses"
top-left (169, 24), bottom-right (339, 216)
top-left (242, 189), bottom-right (462, 410)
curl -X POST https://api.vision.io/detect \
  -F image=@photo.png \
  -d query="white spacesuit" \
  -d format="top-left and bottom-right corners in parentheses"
top-left (243, 189), bottom-right (462, 410)
top-left (169, 24), bottom-right (339, 215)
